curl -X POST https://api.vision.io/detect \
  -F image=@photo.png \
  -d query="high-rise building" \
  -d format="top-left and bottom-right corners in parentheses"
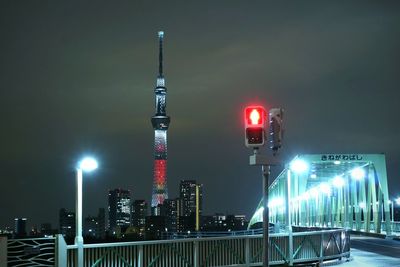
top-left (164, 198), bottom-right (181, 232)
top-left (131, 200), bottom-right (147, 237)
top-left (84, 216), bottom-right (98, 238)
top-left (179, 180), bottom-right (203, 231)
top-left (151, 31), bottom-right (170, 212)
top-left (97, 208), bottom-right (106, 238)
top-left (14, 218), bottom-right (27, 237)
top-left (40, 223), bottom-right (52, 236)
top-left (226, 215), bottom-right (248, 231)
top-left (108, 189), bottom-right (131, 234)
top-left (29, 225), bottom-right (38, 236)
top-left (59, 209), bottom-right (75, 238)
top-left (201, 214), bottom-right (248, 232)
top-left (201, 213), bottom-right (227, 231)
top-left (145, 215), bottom-right (165, 240)
top-left (84, 208), bottom-right (106, 239)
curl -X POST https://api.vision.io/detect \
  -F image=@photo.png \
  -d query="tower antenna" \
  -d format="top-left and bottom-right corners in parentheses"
top-left (158, 31), bottom-right (164, 77)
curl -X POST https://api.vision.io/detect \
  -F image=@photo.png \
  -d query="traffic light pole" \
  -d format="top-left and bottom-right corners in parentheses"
top-left (245, 105), bottom-right (283, 267)
top-left (262, 164), bottom-right (270, 267)
top-left (250, 149), bottom-right (280, 267)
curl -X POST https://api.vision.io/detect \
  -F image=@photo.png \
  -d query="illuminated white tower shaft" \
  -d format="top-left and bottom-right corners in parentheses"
top-left (151, 31), bottom-right (170, 210)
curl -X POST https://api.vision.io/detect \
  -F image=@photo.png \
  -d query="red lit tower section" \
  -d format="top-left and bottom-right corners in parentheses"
top-left (151, 31), bottom-right (170, 210)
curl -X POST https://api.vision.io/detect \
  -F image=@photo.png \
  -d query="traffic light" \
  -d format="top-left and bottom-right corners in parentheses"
top-left (269, 108), bottom-right (284, 154)
top-left (244, 106), bottom-right (266, 148)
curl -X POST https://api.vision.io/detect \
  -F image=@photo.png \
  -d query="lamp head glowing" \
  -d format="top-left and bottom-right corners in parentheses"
top-left (395, 197), bottom-right (400, 206)
top-left (351, 167), bottom-right (365, 180)
top-left (332, 176), bottom-right (345, 188)
top-left (320, 183), bottom-right (331, 196)
top-left (78, 157), bottom-right (98, 172)
top-left (310, 187), bottom-right (319, 198)
top-left (290, 159), bottom-right (309, 173)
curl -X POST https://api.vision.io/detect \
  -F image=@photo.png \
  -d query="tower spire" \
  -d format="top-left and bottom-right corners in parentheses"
top-left (158, 31), bottom-right (164, 78)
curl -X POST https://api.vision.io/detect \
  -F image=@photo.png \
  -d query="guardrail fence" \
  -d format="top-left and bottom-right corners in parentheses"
top-left (62, 229), bottom-right (349, 267)
top-left (0, 229), bottom-right (350, 267)
top-left (0, 237), bottom-right (56, 267)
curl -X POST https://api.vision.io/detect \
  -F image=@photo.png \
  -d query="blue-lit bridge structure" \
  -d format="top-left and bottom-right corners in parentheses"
top-left (1, 153), bottom-right (398, 267)
top-left (249, 153), bottom-right (394, 235)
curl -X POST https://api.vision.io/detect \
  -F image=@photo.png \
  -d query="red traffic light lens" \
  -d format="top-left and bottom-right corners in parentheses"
top-left (245, 106), bottom-right (265, 127)
top-left (249, 109), bottom-right (261, 125)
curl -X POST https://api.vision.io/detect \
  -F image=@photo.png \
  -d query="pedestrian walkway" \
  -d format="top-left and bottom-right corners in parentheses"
top-left (322, 248), bottom-right (400, 267)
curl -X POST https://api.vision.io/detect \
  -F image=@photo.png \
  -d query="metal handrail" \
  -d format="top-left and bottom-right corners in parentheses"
top-left (65, 228), bottom-right (347, 250)
top-left (1, 229), bottom-right (350, 267)
top-left (62, 229), bottom-right (350, 266)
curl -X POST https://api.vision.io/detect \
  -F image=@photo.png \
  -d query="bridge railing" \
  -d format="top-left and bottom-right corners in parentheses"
top-left (0, 236), bottom-right (58, 267)
top-left (62, 229), bottom-right (349, 267)
top-left (345, 221), bottom-right (400, 233)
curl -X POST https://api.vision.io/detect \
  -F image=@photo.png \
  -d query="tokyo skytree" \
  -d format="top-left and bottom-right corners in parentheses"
top-left (150, 31), bottom-right (170, 210)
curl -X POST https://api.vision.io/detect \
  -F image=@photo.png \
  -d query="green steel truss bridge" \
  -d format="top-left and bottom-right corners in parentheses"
top-left (249, 153), bottom-right (394, 235)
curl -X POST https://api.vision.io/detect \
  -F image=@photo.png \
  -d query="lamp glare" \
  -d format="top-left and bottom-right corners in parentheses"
top-left (351, 168), bottom-right (365, 180)
top-left (332, 176), bottom-right (345, 188)
top-left (79, 157), bottom-right (98, 172)
top-left (290, 159), bottom-right (309, 173)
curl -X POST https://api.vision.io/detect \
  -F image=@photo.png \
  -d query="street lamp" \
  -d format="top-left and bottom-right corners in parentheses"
top-left (75, 157), bottom-right (98, 267)
top-left (388, 200), bottom-right (394, 223)
top-left (290, 159), bottom-right (308, 173)
top-left (351, 167), bottom-right (365, 180)
top-left (320, 183), bottom-right (331, 196)
top-left (359, 202), bottom-right (366, 209)
top-left (332, 176), bottom-right (345, 188)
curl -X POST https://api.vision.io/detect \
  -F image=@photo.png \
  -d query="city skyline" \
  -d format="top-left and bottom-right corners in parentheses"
top-left (3, 178), bottom-right (247, 239)
top-left (1, 1), bottom-right (400, 230)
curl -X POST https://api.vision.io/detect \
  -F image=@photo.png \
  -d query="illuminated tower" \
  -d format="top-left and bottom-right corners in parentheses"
top-left (151, 31), bottom-right (170, 211)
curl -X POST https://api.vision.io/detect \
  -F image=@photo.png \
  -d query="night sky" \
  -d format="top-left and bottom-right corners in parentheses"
top-left (1, 1), bottom-right (400, 229)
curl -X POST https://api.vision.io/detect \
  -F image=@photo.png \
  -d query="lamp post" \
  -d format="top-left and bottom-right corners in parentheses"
top-left (388, 200), bottom-right (394, 223)
top-left (288, 159), bottom-right (308, 265)
top-left (75, 157), bottom-right (98, 267)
